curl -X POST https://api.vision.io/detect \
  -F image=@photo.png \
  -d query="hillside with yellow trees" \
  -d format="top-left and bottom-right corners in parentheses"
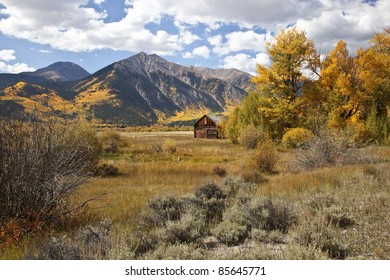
top-left (0, 53), bottom-right (250, 124)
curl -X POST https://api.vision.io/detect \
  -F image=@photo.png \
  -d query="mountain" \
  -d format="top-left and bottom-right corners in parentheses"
top-left (0, 53), bottom-right (252, 125)
top-left (26, 62), bottom-right (90, 82)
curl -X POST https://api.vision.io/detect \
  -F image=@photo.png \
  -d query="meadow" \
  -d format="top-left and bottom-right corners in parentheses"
top-left (1, 129), bottom-right (389, 260)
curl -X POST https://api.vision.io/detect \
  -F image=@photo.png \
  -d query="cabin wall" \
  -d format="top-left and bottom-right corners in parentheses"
top-left (194, 115), bottom-right (223, 139)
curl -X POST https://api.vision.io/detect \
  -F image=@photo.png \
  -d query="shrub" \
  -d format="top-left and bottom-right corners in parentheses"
top-left (211, 220), bottom-right (249, 246)
top-left (240, 125), bottom-right (260, 149)
top-left (101, 130), bottom-right (122, 153)
top-left (213, 166), bottom-right (227, 177)
top-left (128, 231), bottom-right (159, 257)
top-left (323, 205), bottom-right (355, 229)
top-left (25, 219), bottom-right (112, 260)
top-left (158, 214), bottom-right (204, 244)
top-left (222, 177), bottom-right (253, 199)
top-left (282, 127), bottom-right (314, 148)
top-left (252, 141), bottom-right (279, 174)
top-left (194, 183), bottom-right (227, 224)
top-left (162, 139), bottom-right (177, 154)
top-left (293, 215), bottom-right (349, 259)
top-left (243, 198), bottom-right (296, 233)
top-left (141, 195), bottom-right (185, 227)
top-left (0, 119), bottom-right (101, 228)
top-left (222, 204), bottom-right (251, 228)
top-left (25, 236), bottom-right (81, 260)
top-left (295, 130), bottom-right (348, 170)
top-left (252, 229), bottom-right (285, 244)
top-left (94, 163), bottom-right (119, 177)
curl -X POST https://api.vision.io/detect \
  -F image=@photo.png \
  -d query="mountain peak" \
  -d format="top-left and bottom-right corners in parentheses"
top-left (31, 61), bottom-right (90, 81)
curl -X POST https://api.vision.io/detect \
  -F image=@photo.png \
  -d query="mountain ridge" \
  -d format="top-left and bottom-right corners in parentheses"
top-left (0, 53), bottom-right (252, 125)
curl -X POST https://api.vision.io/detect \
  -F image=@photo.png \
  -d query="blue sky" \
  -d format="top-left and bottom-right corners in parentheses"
top-left (0, 0), bottom-right (389, 75)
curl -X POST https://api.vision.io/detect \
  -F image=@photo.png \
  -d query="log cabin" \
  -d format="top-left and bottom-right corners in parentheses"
top-left (194, 114), bottom-right (224, 139)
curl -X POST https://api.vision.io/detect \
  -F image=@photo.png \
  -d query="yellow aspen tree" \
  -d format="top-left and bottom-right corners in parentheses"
top-left (252, 27), bottom-right (320, 102)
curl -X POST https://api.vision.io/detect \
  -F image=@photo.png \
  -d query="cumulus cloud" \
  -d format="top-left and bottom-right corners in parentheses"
top-left (0, 0), bottom-right (181, 54)
top-left (0, 0), bottom-right (389, 63)
top-left (0, 61), bottom-right (36, 73)
top-left (183, 45), bottom-right (210, 59)
top-left (193, 46), bottom-right (210, 58)
top-left (296, 0), bottom-right (390, 52)
top-left (0, 49), bottom-right (35, 73)
top-left (0, 49), bottom-right (16, 61)
top-left (210, 30), bottom-right (270, 56)
top-left (222, 52), bottom-right (270, 74)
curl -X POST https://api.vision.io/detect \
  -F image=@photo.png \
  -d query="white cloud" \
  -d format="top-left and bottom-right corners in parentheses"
top-left (208, 35), bottom-right (223, 46)
top-left (183, 45), bottom-right (210, 59)
top-left (0, 0), bottom-right (389, 60)
top-left (222, 53), bottom-right (256, 74)
top-left (93, 0), bottom-right (105, 5)
top-left (0, 0), bottom-right (181, 54)
top-left (255, 53), bottom-right (271, 68)
top-left (222, 52), bottom-right (271, 74)
top-left (193, 46), bottom-right (210, 59)
top-left (0, 49), bottom-right (16, 61)
top-left (0, 49), bottom-right (35, 73)
top-left (295, 0), bottom-right (390, 52)
top-left (211, 30), bottom-right (268, 56)
top-left (0, 61), bottom-right (36, 73)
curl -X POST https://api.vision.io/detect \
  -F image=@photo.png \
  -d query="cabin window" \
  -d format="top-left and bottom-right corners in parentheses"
top-left (204, 118), bottom-right (207, 125)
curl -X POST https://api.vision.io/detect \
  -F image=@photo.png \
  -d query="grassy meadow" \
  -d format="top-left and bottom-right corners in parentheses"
top-left (1, 128), bottom-right (390, 260)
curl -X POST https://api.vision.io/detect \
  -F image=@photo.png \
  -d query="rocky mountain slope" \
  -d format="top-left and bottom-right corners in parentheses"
top-left (0, 53), bottom-right (252, 125)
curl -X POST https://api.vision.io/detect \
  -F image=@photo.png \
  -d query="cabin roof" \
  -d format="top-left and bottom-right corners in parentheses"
top-left (207, 114), bottom-right (223, 124)
top-left (194, 114), bottom-right (224, 126)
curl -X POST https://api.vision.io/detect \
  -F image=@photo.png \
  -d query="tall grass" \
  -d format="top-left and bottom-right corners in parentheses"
top-left (2, 128), bottom-right (390, 259)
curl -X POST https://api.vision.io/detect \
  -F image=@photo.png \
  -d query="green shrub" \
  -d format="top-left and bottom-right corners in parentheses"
top-left (282, 127), bottom-right (314, 148)
top-left (141, 195), bottom-right (185, 226)
top-left (194, 183), bottom-right (227, 224)
top-left (222, 204), bottom-right (251, 228)
top-left (222, 177), bottom-right (253, 199)
top-left (240, 125), bottom-right (260, 149)
top-left (211, 220), bottom-right (249, 246)
top-left (158, 214), bottom-right (204, 244)
top-left (128, 231), bottom-right (159, 257)
top-left (293, 215), bottom-right (349, 259)
top-left (252, 229), bottom-right (285, 244)
top-left (244, 198), bottom-right (296, 233)
top-left (323, 205), bottom-right (355, 229)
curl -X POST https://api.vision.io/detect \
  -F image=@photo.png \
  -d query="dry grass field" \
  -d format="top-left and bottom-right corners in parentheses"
top-left (1, 129), bottom-right (389, 260)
